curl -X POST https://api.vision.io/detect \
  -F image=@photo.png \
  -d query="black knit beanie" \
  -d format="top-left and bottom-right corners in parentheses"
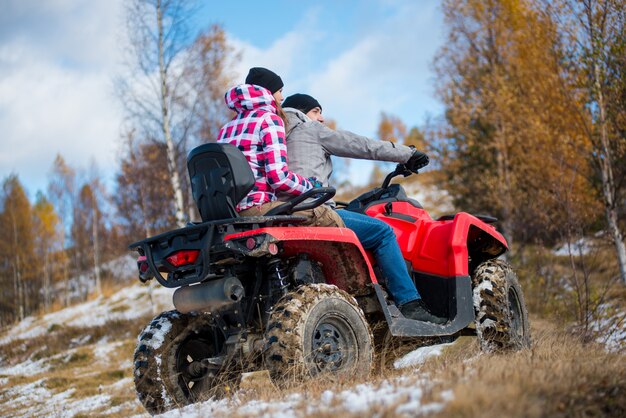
top-left (282, 93), bottom-right (322, 114)
top-left (245, 67), bottom-right (284, 94)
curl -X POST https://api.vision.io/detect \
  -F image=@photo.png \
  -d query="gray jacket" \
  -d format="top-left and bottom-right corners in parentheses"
top-left (280, 108), bottom-right (414, 204)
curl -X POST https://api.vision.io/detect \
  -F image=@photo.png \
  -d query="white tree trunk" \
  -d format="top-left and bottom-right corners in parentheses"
top-left (157, 0), bottom-right (186, 228)
top-left (10, 212), bottom-right (24, 321)
top-left (43, 250), bottom-right (50, 311)
top-left (593, 59), bottom-right (626, 285)
top-left (92, 203), bottom-right (102, 296)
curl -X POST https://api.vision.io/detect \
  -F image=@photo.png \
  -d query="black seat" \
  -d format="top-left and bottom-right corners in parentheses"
top-left (188, 143), bottom-right (336, 223)
top-left (187, 143), bottom-right (255, 222)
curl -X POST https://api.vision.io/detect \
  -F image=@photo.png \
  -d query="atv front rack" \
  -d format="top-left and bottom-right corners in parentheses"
top-left (129, 215), bottom-right (306, 288)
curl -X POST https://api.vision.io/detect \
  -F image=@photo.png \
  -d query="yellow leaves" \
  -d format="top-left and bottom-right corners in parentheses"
top-left (377, 112), bottom-right (407, 143)
top-left (435, 0), bottom-right (604, 242)
top-left (33, 194), bottom-right (60, 242)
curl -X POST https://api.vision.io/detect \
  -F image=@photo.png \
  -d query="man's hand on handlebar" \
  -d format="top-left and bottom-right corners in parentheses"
top-left (405, 149), bottom-right (430, 173)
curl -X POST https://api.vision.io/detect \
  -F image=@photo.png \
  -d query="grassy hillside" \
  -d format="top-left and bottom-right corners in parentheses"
top-left (0, 280), bottom-right (624, 417)
top-left (1, 179), bottom-right (624, 417)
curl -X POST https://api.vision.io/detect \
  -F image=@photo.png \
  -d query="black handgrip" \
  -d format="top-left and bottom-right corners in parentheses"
top-left (265, 187), bottom-right (336, 216)
top-left (382, 164), bottom-right (413, 189)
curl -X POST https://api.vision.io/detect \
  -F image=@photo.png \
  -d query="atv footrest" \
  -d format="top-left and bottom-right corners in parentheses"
top-left (374, 276), bottom-right (474, 337)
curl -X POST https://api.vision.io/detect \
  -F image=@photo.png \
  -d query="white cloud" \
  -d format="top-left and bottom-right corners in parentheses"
top-left (225, 0), bottom-right (444, 186)
top-left (0, 0), bottom-right (444, 195)
top-left (0, 0), bottom-right (125, 195)
top-left (307, 1), bottom-right (443, 136)
top-left (227, 19), bottom-right (324, 86)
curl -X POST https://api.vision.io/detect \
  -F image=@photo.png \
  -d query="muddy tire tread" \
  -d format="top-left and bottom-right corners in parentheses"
top-left (472, 259), bottom-right (531, 352)
top-left (264, 284), bottom-right (373, 379)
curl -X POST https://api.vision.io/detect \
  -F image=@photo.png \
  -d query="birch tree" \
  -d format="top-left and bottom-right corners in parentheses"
top-left (47, 155), bottom-right (76, 306)
top-left (0, 176), bottom-right (34, 321)
top-left (544, 0), bottom-right (626, 284)
top-left (577, 0), bottom-right (626, 284)
top-left (434, 0), bottom-right (600, 247)
top-left (32, 192), bottom-right (61, 311)
top-left (119, 0), bottom-right (198, 228)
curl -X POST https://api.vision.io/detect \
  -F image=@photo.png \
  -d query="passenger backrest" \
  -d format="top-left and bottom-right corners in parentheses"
top-left (187, 143), bottom-right (255, 222)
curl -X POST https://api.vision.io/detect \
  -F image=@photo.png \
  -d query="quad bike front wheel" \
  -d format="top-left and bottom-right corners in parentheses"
top-left (472, 259), bottom-right (531, 352)
top-left (133, 310), bottom-right (226, 415)
top-left (264, 284), bottom-right (373, 381)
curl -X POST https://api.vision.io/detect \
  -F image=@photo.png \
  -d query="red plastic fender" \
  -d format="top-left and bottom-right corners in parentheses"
top-left (366, 202), bottom-right (508, 277)
top-left (224, 227), bottom-right (378, 292)
top-left (444, 212), bottom-right (508, 276)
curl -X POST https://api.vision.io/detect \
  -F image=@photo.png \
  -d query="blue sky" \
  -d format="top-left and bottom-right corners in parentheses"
top-left (0, 0), bottom-right (445, 198)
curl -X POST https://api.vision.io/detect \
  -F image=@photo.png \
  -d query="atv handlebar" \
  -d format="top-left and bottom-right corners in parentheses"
top-left (265, 187), bottom-right (336, 216)
top-left (381, 164), bottom-right (413, 190)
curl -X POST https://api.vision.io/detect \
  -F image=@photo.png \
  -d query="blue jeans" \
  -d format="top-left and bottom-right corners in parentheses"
top-left (336, 210), bottom-right (420, 306)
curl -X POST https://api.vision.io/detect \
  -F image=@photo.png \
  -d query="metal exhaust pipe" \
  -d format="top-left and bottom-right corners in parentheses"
top-left (173, 276), bottom-right (244, 313)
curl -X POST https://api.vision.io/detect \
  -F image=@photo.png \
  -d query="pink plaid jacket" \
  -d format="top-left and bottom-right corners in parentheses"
top-left (217, 84), bottom-right (312, 211)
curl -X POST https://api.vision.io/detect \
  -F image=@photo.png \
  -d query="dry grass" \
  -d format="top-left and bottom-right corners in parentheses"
top-left (0, 315), bottom-right (152, 418)
top-left (2, 295), bottom-right (624, 417)
top-left (426, 319), bottom-right (626, 418)
top-left (0, 317), bottom-right (149, 366)
top-left (207, 319), bottom-right (625, 418)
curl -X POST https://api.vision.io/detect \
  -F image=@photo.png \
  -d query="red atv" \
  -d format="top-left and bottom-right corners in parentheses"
top-left (130, 143), bottom-right (530, 415)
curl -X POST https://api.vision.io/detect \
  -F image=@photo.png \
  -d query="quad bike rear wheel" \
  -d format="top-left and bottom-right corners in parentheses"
top-left (472, 259), bottom-right (531, 352)
top-left (264, 284), bottom-right (373, 381)
top-left (133, 310), bottom-right (226, 415)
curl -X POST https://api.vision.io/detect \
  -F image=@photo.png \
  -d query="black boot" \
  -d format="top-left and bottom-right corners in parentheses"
top-left (400, 299), bottom-right (447, 325)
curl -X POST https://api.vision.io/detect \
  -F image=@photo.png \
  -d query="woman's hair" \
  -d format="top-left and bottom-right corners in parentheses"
top-left (275, 100), bottom-right (289, 131)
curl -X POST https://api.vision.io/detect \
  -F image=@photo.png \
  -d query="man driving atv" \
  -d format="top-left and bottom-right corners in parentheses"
top-left (280, 93), bottom-right (446, 325)
top-left (216, 68), bottom-right (343, 228)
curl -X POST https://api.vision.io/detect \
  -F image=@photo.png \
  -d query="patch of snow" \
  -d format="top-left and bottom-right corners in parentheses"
top-left (1, 379), bottom-right (68, 417)
top-left (52, 255), bottom-right (139, 305)
top-left (0, 283), bottom-right (175, 346)
top-left (119, 359), bottom-right (133, 370)
top-left (70, 335), bottom-right (92, 347)
top-left (0, 317), bottom-right (43, 345)
top-left (107, 376), bottom-right (133, 392)
top-left (590, 303), bottom-right (626, 352)
top-left (93, 339), bottom-right (124, 362)
top-left (104, 254), bottom-right (139, 280)
top-left (0, 358), bottom-right (49, 376)
top-left (61, 393), bottom-right (111, 417)
top-left (553, 238), bottom-right (593, 256)
top-left (2, 376), bottom-right (113, 418)
top-left (103, 400), bottom-right (140, 416)
top-left (159, 374), bottom-right (453, 418)
top-left (394, 343), bottom-right (453, 369)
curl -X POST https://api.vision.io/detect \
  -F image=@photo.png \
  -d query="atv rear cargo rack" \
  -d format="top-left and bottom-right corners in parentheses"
top-left (129, 215), bottom-right (306, 288)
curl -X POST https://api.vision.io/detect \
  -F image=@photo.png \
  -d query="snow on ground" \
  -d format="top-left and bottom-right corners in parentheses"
top-left (553, 238), bottom-right (594, 256)
top-left (394, 343), bottom-right (454, 369)
top-left (591, 303), bottom-right (626, 352)
top-left (0, 357), bottom-right (50, 376)
top-left (0, 273), bottom-right (477, 418)
top-left (49, 255), bottom-right (139, 307)
top-left (2, 378), bottom-right (112, 418)
top-left (158, 368), bottom-right (454, 418)
top-left (0, 283), bottom-right (174, 345)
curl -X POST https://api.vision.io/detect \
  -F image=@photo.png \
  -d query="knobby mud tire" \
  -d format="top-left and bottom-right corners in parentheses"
top-left (133, 310), bottom-right (223, 415)
top-left (472, 259), bottom-right (531, 352)
top-left (264, 284), bottom-right (373, 382)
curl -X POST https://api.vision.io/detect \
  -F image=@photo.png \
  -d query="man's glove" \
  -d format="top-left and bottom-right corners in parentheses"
top-left (405, 149), bottom-right (430, 173)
